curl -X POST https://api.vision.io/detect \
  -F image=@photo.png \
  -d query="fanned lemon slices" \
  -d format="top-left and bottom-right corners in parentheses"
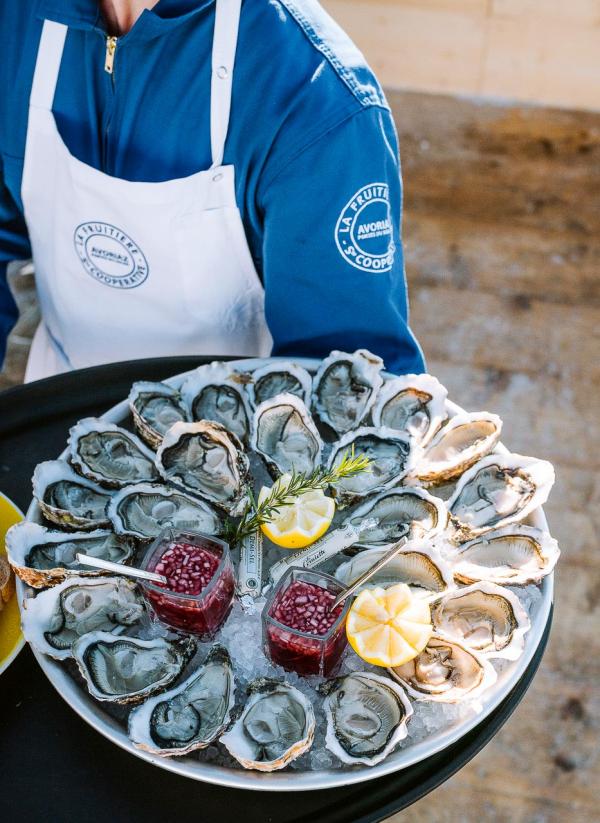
top-left (346, 583), bottom-right (433, 667)
top-left (259, 475), bottom-right (335, 550)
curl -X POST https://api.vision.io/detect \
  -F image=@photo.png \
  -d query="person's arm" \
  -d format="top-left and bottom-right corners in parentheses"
top-left (0, 156), bottom-right (31, 368)
top-left (259, 105), bottom-right (425, 375)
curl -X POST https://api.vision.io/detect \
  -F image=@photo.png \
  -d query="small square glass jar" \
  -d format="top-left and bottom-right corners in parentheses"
top-left (262, 567), bottom-right (351, 677)
top-left (139, 529), bottom-right (235, 639)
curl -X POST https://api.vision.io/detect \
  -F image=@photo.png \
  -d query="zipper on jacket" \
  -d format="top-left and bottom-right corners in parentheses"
top-left (104, 36), bottom-right (117, 74)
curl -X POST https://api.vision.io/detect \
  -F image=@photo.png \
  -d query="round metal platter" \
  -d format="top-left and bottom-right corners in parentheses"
top-left (16, 357), bottom-right (553, 791)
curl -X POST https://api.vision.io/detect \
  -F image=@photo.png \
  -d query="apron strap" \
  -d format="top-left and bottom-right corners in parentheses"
top-left (30, 20), bottom-right (68, 110)
top-left (210, 0), bottom-right (242, 169)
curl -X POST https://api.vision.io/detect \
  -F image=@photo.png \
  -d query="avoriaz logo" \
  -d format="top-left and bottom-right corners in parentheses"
top-left (335, 183), bottom-right (395, 273)
top-left (74, 222), bottom-right (149, 289)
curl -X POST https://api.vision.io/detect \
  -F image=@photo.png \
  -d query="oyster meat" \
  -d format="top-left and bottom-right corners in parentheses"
top-left (128, 381), bottom-right (190, 449)
top-left (69, 418), bottom-right (158, 489)
top-left (343, 488), bottom-right (448, 548)
top-left (220, 679), bottom-right (315, 771)
top-left (371, 374), bottom-right (448, 446)
top-left (448, 453), bottom-right (555, 540)
top-left (430, 582), bottom-right (530, 660)
top-left (248, 361), bottom-right (312, 407)
top-left (389, 634), bottom-right (497, 703)
top-left (5, 522), bottom-right (135, 589)
top-left (33, 459), bottom-right (113, 530)
top-left (156, 421), bottom-right (249, 514)
top-left (108, 483), bottom-right (222, 541)
top-left (251, 393), bottom-right (323, 477)
top-left (335, 541), bottom-right (454, 596)
top-left (327, 427), bottom-right (415, 506)
top-left (181, 362), bottom-right (252, 444)
top-left (320, 672), bottom-right (413, 766)
top-left (21, 576), bottom-right (145, 660)
top-left (128, 646), bottom-right (235, 755)
top-left (72, 631), bottom-right (196, 704)
top-left (312, 349), bottom-right (384, 434)
top-left (451, 524), bottom-right (560, 585)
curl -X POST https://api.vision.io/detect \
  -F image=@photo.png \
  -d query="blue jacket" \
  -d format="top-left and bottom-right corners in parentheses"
top-left (0, 0), bottom-right (424, 374)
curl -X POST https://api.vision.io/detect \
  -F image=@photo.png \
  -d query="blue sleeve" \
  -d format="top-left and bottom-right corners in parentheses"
top-left (258, 105), bottom-right (425, 376)
top-left (0, 155), bottom-right (31, 368)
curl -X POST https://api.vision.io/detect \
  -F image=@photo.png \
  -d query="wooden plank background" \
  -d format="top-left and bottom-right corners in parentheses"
top-left (1, 89), bottom-right (600, 821)
top-left (322, 0), bottom-right (600, 111)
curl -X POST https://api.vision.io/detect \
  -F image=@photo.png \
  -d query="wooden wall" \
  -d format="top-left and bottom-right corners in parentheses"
top-left (322, 0), bottom-right (600, 111)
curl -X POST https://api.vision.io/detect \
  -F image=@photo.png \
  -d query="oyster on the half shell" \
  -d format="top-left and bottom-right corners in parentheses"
top-left (430, 582), bottom-right (530, 660)
top-left (33, 459), bottom-right (113, 530)
top-left (5, 522), bottom-right (135, 589)
top-left (412, 412), bottom-right (503, 485)
top-left (156, 421), bottom-right (249, 514)
top-left (128, 381), bottom-right (190, 449)
top-left (21, 576), bottom-right (145, 660)
top-left (312, 349), bottom-right (384, 435)
top-left (389, 634), bottom-right (497, 703)
top-left (69, 418), bottom-right (159, 489)
top-left (319, 672), bottom-right (413, 766)
top-left (72, 631), bottom-right (196, 704)
top-left (220, 679), bottom-right (315, 771)
top-left (251, 393), bottom-right (323, 477)
top-left (371, 374), bottom-right (448, 446)
top-left (181, 362), bottom-right (252, 444)
top-left (450, 524), bottom-right (560, 585)
top-left (108, 483), bottom-right (222, 541)
top-left (343, 488), bottom-right (448, 549)
top-left (327, 427), bottom-right (416, 507)
top-left (248, 361), bottom-right (312, 407)
top-left (128, 646), bottom-right (235, 755)
top-left (447, 453), bottom-right (555, 540)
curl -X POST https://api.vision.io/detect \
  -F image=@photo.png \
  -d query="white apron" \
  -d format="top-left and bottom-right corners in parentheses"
top-left (22, 0), bottom-right (272, 382)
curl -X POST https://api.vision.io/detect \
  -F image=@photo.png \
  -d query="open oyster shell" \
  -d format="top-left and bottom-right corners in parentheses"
top-left (72, 631), bottom-right (196, 704)
top-left (156, 421), bottom-right (249, 514)
top-left (220, 679), bottom-right (315, 771)
top-left (5, 522), bottom-right (135, 589)
top-left (447, 453), bottom-right (555, 541)
top-left (33, 459), bottom-right (113, 530)
top-left (128, 381), bottom-right (190, 449)
top-left (180, 362), bottom-right (253, 444)
top-left (319, 672), bottom-right (413, 766)
top-left (430, 582), bottom-right (530, 660)
top-left (343, 487), bottom-right (448, 549)
top-left (248, 361), bottom-right (312, 408)
top-left (312, 349), bottom-right (384, 435)
top-left (450, 524), bottom-right (560, 585)
top-left (371, 374), bottom-right (448, 446)
top-left (128, 646), bottom-right (235, 755)
top-left (327, 427), bottom-right (417, 507)
top-left (108, 482), bottom-right (222, 541)
top-left (251, 393), bottom-right (323, 477)
top-left (21, 576), bottom-right (145, 660)
top-left (389, 634), bottom-right (497, 703)
top-left (69, 418), bottom-right (159, 489)
top-left (335, 540), bottom-right (454, 597)
top-left (412, 412), bottom-right (503, 485)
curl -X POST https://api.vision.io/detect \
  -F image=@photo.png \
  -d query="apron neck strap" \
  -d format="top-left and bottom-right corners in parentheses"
top-left (210, 0), bottom-right (242, 169)
top-left (30, 20), bottom-right (68, 109)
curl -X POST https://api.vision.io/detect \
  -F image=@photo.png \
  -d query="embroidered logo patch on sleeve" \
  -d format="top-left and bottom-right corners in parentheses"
top-left (335, 183), bottom-right (395, 273)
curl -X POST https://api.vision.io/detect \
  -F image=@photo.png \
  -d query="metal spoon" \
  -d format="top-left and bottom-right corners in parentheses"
top-left (329, 538), bottom-right (408, 612)
top-left (76, 553), bottom-right (167, 585)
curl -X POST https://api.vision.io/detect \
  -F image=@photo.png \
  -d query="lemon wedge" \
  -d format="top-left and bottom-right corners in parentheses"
top-left (346, 583), bottom-right (432, 667)
top-left (258, 475), bottom-right (335, 549)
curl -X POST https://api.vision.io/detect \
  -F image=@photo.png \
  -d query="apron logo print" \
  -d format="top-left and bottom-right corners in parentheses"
top-left (73, 222), bottom-right (149, 289)
top-left (334, 183), bottom-right (395, 273)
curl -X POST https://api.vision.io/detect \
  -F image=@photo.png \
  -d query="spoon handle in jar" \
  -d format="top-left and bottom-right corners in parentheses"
top-left (76, 553), bottom-right (168, 585)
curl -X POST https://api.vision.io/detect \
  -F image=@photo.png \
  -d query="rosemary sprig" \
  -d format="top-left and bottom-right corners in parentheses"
top-left (228, 448), bottom-right (371, 544)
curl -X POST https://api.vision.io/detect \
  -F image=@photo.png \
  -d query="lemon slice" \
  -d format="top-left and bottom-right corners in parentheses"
top-left (258, 475), bottom-right (335, 549)
top-left (346, 583), bottom-right (432, 667)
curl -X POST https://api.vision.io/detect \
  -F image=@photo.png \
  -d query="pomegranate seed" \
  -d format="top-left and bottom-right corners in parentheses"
top-left (269, 580), bottom-right (342, 636)
top-left (150, 541), bottom-right (220, 596)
